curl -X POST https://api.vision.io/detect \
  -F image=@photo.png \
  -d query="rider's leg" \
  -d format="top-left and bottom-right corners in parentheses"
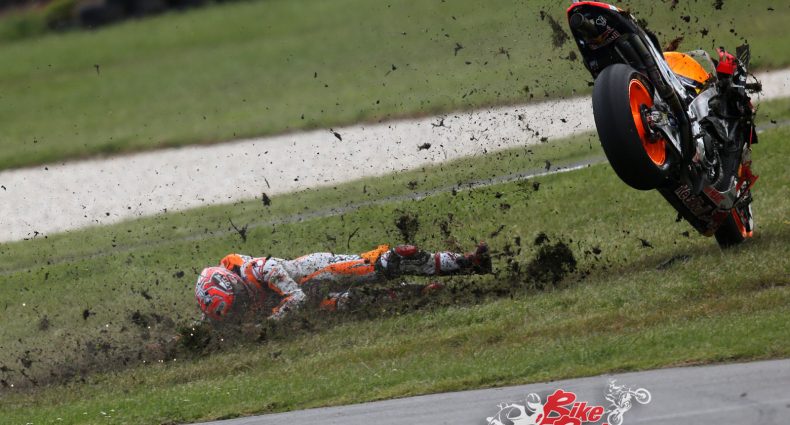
top-left (283, 253), bottom-right (376, 312)
top-left (296, 243), bottom-right (491, 311)
top-left (286, 242), bottom-right (492, 284)
top-left (284, 253), bottom-right (379, 285)
top-left (375, 242), bottom-right (491, 278)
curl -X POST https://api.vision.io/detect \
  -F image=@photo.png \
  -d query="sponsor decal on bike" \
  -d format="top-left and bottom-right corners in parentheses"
top-left (485, 380), bottom-right (650, 425)
top-left (588, 27), bottom-right (621, 50)
top-left (702, 187), bottom-right (726, 207)
top-left (674, 185), bottom-right (714, 218)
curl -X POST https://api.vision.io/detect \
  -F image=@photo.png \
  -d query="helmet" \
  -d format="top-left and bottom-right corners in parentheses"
top-left (525, 393), bottom-right (542, 411)
top-left (195, 266), bottom-right (249, 321)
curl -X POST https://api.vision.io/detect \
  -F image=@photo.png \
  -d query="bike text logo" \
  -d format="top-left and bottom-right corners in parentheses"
top-left (485, 380), bottom-right (650, 425)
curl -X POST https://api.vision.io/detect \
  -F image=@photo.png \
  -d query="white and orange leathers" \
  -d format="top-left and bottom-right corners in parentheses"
top-left (217, 244), bottom-right (488, 320)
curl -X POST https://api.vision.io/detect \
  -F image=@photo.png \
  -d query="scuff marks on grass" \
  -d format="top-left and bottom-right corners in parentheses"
top-left (170, 231), bottom-right (590, 363)
top-left (10, 310), bottom-right (184, 389)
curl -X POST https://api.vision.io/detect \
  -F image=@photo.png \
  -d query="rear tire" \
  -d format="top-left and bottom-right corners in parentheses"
top-left (593, 64), bottom-right (672, 190)
top-left (715, 203), bottom-right (754, 248)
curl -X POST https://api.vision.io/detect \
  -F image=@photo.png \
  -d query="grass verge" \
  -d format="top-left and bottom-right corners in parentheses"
top-left (0, 0), bottom-right (788, 169)
top-left (0, 108), bottom-right (788, 423)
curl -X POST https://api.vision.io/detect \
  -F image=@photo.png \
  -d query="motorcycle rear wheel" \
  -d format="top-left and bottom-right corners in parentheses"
top-left (593, 64), bottom-right (672, 190)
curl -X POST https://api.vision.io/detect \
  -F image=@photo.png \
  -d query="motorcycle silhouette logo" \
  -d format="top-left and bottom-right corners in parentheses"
top-left (604, 380), bottom-right (651, 425)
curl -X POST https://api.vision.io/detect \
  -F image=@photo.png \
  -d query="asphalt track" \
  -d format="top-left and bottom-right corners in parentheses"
top-left (1, 70), bottom-right (788, 243)
top-left (196, 359), bottom-right (790, 425)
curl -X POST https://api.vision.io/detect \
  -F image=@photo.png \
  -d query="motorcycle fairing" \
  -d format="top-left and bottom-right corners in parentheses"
top-left (664, 51), bottom-right (712, 92)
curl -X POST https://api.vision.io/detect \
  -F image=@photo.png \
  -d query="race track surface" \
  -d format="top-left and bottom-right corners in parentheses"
top-left (196, 358), bottom-right (790, 425)
top-left (1, 69), bottom-right (787, 243)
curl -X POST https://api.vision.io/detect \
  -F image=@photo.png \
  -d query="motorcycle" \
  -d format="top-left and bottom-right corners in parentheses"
top-left (566, 1), bottom-right (760, 247)
top-left (604, 380), bottom-right (651, 425)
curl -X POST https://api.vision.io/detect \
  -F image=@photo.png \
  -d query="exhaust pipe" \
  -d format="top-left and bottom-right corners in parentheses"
top-left (569, 13), bottom-right (598, 38)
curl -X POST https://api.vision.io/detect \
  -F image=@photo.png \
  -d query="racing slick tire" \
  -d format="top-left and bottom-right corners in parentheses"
top-left (593, 63), bottom-right (673, 190)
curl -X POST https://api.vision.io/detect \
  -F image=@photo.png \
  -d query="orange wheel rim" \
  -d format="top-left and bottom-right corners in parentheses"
top-left (629, 79), bottom-right (667, 166)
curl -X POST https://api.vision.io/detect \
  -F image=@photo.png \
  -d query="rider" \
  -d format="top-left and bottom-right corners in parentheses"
top-left (195, 242), bottom-right (491, 322)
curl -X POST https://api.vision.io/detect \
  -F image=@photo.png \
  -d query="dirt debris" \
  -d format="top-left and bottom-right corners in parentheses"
top-left (534, 232), bottom-right (550, 246)
top-left (229, 219), bottom-right (249, 242)
top-left (140, 290), bottom-right (153, 301)
top-left (656, 254), bottom-right (691, 270)
top-left (540, 10), bottom-right (570, 48)
top-left (394, 211), bottom-right (420, 244)
top-left (664, 36), bottom-right (684, 52)
top-left (639, 238), bottom-right (654, 248)
top-left (37, 316), bottom-right (50, 331)
top-left (261, 192), bottom-right (272, 206)
top-left (525, 241), bottom-right (577, 288)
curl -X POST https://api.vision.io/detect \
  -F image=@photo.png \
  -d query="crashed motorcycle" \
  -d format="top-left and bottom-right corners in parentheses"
top-left (566, 2), bottom-right (760, 247)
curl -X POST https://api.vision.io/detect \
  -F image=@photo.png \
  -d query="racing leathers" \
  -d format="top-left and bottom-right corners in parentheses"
top-left (212, 243), bottom-right (491, 321)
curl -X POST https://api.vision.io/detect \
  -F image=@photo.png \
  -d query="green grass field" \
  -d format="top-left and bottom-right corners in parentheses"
top-left (0, 0), bottom-right (788, 169)
top-left (1, 102), bottom-right (788, 423)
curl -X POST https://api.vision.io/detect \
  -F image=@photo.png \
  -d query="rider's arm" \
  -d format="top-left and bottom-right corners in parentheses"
top-left (266, 265), bottom-right (306, 320)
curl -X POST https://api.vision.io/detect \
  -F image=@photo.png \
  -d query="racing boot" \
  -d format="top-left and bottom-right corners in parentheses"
top-left (376, 243), bottom-right (492, 277)
top-left (376, 245), bottom-right (433, 278)
top-left (457, 242), bottom-right (492, 275)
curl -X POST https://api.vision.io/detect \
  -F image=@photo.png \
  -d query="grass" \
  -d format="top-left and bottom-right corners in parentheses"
top-left (0, 0), bottom-right (789, 169)
top-left (0, 106), bottom-right (788, 423)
